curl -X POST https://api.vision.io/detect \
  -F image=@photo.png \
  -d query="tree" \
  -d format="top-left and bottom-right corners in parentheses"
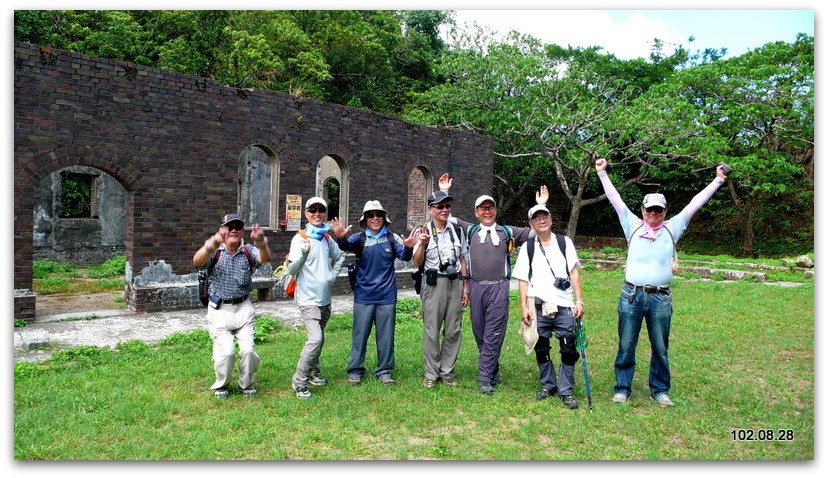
top-left (657, 35), bottom-right (814, 256)
top-left (404, 32), bottom-right (697, 237)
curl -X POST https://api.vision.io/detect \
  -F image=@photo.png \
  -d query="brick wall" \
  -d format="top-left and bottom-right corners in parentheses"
top-left (14, 43), bottom-right (492, 319)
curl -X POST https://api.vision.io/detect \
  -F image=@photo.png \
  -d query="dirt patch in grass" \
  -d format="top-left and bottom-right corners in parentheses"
top-left (36, 292), bottom-right (125, 317)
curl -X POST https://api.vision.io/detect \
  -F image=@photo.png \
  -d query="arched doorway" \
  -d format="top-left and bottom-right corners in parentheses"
top-left (316, 155), bottom-right (349, 223)
top-left (407, 166), bottom-right (433, 229)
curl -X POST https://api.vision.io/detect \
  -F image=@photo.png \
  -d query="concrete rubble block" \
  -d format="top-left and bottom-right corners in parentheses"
top-left (796, 255), bottom-right (814, 268)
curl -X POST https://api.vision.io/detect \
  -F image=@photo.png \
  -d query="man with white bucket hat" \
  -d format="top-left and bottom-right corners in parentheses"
top-left (331, 201), bottom-right (422, 386)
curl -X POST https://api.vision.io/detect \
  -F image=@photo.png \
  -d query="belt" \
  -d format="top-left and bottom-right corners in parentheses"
top-left (471, 278), bottom-right (507, 285)
top-left (624, 281), bottom-right (670, 293)
top-left (225, 295), bottom-right (249, 305)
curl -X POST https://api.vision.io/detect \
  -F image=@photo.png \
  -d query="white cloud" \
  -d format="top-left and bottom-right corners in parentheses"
top-left (451, 10), bottom-right (694, 59)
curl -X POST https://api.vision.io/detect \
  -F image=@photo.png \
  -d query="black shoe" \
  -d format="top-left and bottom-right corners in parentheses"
top-left (478, 381), bottom-right (494, 395)
top-left (536, 387), bottom-right (556, 400)
top-left (491, 371), bottom-right (501, 387)
top-left (561, 394), bottom-right (579, 409)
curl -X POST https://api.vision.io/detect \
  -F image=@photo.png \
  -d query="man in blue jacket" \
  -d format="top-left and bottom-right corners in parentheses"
top-left (331, 201), bottom-right (422, 385)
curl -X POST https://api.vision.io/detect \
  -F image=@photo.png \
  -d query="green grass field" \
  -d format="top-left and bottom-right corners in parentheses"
top-left (13, 270), bottom-right (813, 460)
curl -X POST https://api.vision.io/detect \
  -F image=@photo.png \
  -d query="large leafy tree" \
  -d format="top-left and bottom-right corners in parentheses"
top-left (13, 10), bottom-right (451, 116)
top-left (653, 34), bottom-right (814, 256)
top-left (404, 32), bottom-right (697, 237)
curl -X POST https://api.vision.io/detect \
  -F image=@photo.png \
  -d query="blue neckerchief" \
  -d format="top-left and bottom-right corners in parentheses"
top-left (306, 223), bottom-right (330, 240)
top-left (365, 226), bottom-right (387, 239)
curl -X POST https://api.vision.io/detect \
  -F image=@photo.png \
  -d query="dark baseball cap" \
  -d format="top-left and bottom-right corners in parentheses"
top-left (221, 213), bottom-right (244, 226)
top-left (427, 190), bottom-right (454, 206)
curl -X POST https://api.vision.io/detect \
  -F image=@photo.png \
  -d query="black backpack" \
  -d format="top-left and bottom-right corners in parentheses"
top-left (526, 233), bottom-right (568, 282)
top-left (198, 245), bottom-right (255, 306)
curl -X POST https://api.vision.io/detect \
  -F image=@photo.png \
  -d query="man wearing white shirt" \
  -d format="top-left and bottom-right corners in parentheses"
top-left (512, 205), bottom-right (585, 409)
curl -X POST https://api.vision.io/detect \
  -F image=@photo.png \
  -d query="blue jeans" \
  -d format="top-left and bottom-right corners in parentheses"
top-left (347, 303), bottom-right (396, 379)
top-left (613, 283), bottom-right (673, 397)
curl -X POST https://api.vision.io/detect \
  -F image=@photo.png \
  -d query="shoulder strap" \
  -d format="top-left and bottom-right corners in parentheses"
top-left (206, 249), bottom-right (221, 275)
top-left (242, 243), bottom-right (256, 270)
top-left (354, 232), bottom-right (367, 261)
top-left (555, 233), bottom-right (570, 279)
top-left (468, 223), bottom-right (480, 238)
top-left (527, 238), bottom-right (535, 282)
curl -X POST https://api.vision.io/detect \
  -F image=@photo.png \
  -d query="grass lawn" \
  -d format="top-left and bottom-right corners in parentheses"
top-left (13, 270), bottom-right (813, 460)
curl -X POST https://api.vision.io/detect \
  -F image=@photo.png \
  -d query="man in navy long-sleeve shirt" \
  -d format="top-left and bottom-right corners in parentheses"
top-left (331, 200), bottom-right (422, 385)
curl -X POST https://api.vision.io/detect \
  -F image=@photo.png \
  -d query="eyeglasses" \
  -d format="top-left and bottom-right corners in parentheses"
top-left (644, 206), bottom-right (665, 214)
top-left (307, 207), bottom-right (327, 214)
top-left (364, 212), bottom-right (385, 219)
top-left (431, 203), bottom-right (452, 210)
top-left (530, 215), bottom-right (550, 223)
top-left (225, 223), bottom-right (244, 231)
top-left (477, 206), bottom-right (496, 212)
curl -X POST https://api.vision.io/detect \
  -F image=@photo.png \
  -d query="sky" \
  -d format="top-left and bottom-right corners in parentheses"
top-left (450, 9), bottom-right (813, 60)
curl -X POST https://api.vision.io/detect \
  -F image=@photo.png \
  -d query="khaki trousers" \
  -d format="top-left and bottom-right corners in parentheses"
top-left (207, 299), bottom-right (260, 390)
top-left (420, 276), bottom-right (463, 381)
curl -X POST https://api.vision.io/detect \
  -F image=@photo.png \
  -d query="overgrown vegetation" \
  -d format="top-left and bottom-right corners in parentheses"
top-left (14, 270), bottom-right (813, 460)
top-left (32, 256), bottom-right (125, 295)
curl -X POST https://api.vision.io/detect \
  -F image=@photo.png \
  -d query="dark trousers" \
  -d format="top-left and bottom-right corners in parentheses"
top-left (469, 279), bottom-right (510, 383)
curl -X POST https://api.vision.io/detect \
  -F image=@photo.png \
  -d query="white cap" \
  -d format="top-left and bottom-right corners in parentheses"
top-left (528, 204), bottom-right (550, 220)
top-left (474, 195), bottom-right (497, 208)
top-left (305, 196), bottom-right (327, 209)
top-left (642, 193), bottom-right (667, 209)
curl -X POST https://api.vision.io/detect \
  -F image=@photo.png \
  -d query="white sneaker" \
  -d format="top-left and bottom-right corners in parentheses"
top-left (292, 384), bottom-right (311, 399)
top-left (652, 393), bottom-right (674, 407)
top-left (612, 392), bottom-right (629, 404)
top-left (309, 374), bottom-right (328, 386)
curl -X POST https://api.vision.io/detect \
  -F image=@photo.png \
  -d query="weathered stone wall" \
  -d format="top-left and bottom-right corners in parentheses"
top-left (13, 43), bottom-right (492, 319)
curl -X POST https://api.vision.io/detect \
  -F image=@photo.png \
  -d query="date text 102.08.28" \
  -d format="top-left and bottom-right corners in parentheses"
top-left (731, 429), bottom-right (794, 441)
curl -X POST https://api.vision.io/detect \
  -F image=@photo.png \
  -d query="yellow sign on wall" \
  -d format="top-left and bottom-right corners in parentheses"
top-left (285, 195), bottom-right (302, 231)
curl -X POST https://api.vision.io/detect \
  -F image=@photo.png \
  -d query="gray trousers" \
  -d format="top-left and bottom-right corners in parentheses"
top-left (420, 276), bottom-right (464, 381)
top-left (292, 304), bottom-right (331, 388)
top-left (207, 299), bottom-right (260, 391)
top-left (347, 302), bottom-right (396, 379)
top-left (469, 279), bottom-right (510, 383)
top-left (535, 303), bottom-right (577, 395)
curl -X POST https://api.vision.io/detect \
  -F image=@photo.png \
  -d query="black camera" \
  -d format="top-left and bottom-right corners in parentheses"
top-left (554, 277), bottom-right (571, 291)
top-left (425, 269), bottom-right (439, 286)
top-left (440, 262), bottom-right (459, 280)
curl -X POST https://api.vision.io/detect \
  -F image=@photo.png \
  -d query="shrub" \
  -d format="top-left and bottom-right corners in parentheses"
top-left (32, 259), bottom-right (75, 279)
top-left (254, 316), bottom-right (281, 343)
top-left (600, 246), bottom-right (625, 255)
top-left (88, 255), bottom-right (126, 278)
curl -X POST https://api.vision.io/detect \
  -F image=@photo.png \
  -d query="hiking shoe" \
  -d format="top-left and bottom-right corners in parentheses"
top-left (292, 384), bottom-right (311, 399)
top-left (491, 371), bottom-right (501, 387)
top-left (478, 381), bottom-right (494, 395)
top-left (214, 388), bottom-right (229, 398)
top-left (309, 374), bottom-right (328, 386)
top-left (612, 393), bottom-right (629, 404)
top-left (651, 393), bottom-right (674, 408)
top-left (241, 387), bottom-right (257, 396)
top-left (422, 377), bottom-right (436, 389)
top-left (442, 377), bottom-right (458, 387)
top-left (536, 387), bottom-right (556, 401)
top-left (379, 375), bottom-right (396, 385)
top-left (347, 376), bottom-right (363, 385)
top-left (561, 394), bottom-right (579, 409)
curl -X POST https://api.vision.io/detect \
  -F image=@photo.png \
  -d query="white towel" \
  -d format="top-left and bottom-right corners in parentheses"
top-left (477, 224), bottom-right (500, 246)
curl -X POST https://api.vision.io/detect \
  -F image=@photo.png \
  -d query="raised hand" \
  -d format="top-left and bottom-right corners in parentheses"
top-left (330, 217), bottom-right (351, 239)
top-left (403, 227), bottom-right (422, 248)
top-left (301, 238), bottom-right (311, 253)
top-left (438, 173), bottom-right (452, 192)
top-left (536, 185), bottom-right (549, 205)
top-left (249, 223), bottom-right (264, 243)
top-left (595, 158), bottom-right (608, 173)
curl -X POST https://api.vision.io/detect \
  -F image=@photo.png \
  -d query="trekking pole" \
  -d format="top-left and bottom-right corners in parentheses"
top-left (575, 317), bottom-right (593, 410)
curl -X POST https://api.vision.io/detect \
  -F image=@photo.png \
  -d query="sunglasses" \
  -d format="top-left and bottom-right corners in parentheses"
top-left (431, 203), bottom-right (452, 210)
top-left (306, 207), bottom-right (327, 214)
top-left (225, 223), bottom-right (244, 231)
top-left (644, 206), bottom-right (665, 214)
top-left (364, 212), bottom-right (385, 219)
